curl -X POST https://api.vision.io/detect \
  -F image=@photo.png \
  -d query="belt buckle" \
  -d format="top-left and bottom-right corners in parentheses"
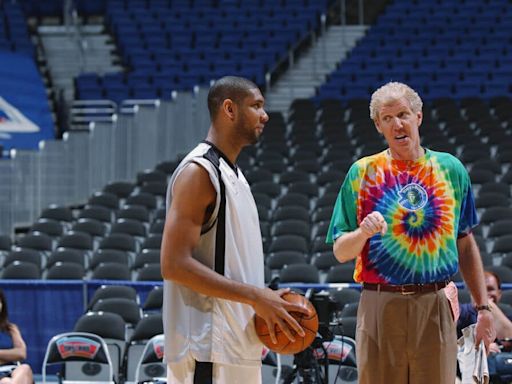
top-left (400, 284), bottom-right (417, 295)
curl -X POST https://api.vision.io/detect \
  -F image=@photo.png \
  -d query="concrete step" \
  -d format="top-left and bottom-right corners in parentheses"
top-left (46, 57), bottom-right (117, 68)
top-left (53, 80), bottom-right (74, 89)
top-left (43, 46), bottom-right (115, 54)
top-left (41, 34), bottom-right (112, 43)
top-left (285, 64), bottom-right (338, 74)
top-left (62, 89), bottom-right (76, 100)
top-left (44, 46), bottom-right (117, 53)
top-left (267, 101), bottom-right (312, 111)
top-left (50, 67), bottom-right (123, 76)
top-left (38, 25), bottom-right (104, 34)
top-left (47, 57), bottom-right (116, 64)
top-left (277, 79), bottom-right (326, 87)
top-left (293, 56), bottom-right (342, 65)
top-left (266, 89), bottom-right (316, 99)
top-left (43, 48), bottom-right (114, 56)
top-left (46, 56), bottom-right (116, 63)
top-left (264, 24), bottom-right (368, 112)
top-left (47, 66), bottom-right (118, 74)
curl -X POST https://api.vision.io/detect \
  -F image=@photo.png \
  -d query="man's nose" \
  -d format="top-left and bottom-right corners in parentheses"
top-left (392, 117), bottom-right (403, 129)
top-left (261, 110), bottom-right (269, 123)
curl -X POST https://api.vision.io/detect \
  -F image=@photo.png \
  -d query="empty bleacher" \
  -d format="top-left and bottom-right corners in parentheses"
top-left (74, 0), bottom-right (333, 103)
top-left (317, 0), bottom-right (512, 101)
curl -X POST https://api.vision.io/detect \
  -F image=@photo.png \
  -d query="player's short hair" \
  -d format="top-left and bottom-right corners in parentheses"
top-left (207, 76), bottom-right (259, 120)
top-left (369, 82), bottom-right (423, 121)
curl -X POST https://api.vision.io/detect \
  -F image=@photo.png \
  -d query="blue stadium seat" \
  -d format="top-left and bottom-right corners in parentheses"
top-left (481, 82), bottom-right (511, 99)
top-left (425, 83), bottom-right (454, 100)
top-left (453, 82), bottom-right (483, 99)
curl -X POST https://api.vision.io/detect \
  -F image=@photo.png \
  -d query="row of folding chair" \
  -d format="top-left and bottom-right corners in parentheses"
top-left (264, 98), bottom-right (511, 133)
top-left (76, 73), bottom-right (266, 99)
top-left (0, 2), bottom-right (35, 57)
top-left (0, 259), bottom-right (162, 281)
top-left (69, 285), bottom-right (164, 381)
top-left (19, 220), bottom-right (157, 253)
top-left (111, 19), bottom-right (310, 37)
top-left (265, 262), bottom-right (377, 284)
top-left (242, 154), bottom-right (510, 186)
top-left (86, 285), bottom-right (163, 324)
top-left (1, 243), bottom-right (161, 271)
top-left (329, 69), bottom-right (512, 84)
top-left (320, 0), bottom-right (511, 100)
top-left (259, 227), bottom-right (512, 273)
top-left (77, 73), bottom-right (265, 101)
top-left (318, 83), bottom-right (512, 102)
top-left (266, 251), bottom-right (512, 286)
top-left (96, 0), bottom-right (325, 97)
top-left (66, 312), bottom-right (164, 382)
top-left (78, 60), bottom-right (269, 87)
top-left (87, 284), bottom-right (162, 312)
top-left (29, 216), bottom-right (163, 244)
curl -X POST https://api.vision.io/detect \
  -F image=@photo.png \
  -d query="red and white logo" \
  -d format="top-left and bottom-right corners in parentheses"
top-left (56, 336), bottom-right (100, 359)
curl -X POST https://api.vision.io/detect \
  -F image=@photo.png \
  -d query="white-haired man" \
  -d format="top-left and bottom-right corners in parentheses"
top-left (327, 82), bottom-right (495, 383)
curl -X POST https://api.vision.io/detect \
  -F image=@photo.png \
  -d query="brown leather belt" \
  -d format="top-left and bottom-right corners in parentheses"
top-left (362, 281), bottom-right (449, 295)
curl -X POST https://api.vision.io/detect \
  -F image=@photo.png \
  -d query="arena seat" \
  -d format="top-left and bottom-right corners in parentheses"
top-left (45, 262), bottom-right (86, 280)
top-left (317, 0), bottom-right (512, 101)
top-left (42, 331), bottom-right (115, 384)
top-left (72, 0), bottom-right (331, 100)
top-left (142, 286), bottom-right (163, 313)
top-left (124, 314), bottom-right (163, 383)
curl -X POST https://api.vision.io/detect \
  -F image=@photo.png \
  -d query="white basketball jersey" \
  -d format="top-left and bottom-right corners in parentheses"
top-left (163, 142), bottom-right (265, 367)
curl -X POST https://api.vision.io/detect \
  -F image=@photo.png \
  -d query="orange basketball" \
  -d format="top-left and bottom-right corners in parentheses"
top-left (254, 291), bottom-right (318, 355)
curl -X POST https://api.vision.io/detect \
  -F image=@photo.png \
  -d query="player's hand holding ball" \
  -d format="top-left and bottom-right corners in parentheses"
top-left (254, 290), bottom-right (319, 354)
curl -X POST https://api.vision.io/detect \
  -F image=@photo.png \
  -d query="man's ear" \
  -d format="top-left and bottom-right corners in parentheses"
top-left (374, 121), bottom-right (382, 134)
top-left (222, 99), bottom-right (236, 120)
top-left (416, 111), bottom-right (423, 127)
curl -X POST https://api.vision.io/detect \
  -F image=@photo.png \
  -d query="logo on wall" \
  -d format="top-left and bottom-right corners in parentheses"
top-left (398, 183), bottom-right (428, 211)
top-left (0, 96), bottom-right (40, 138)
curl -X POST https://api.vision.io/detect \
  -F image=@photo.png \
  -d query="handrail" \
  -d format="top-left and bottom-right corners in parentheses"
top-left (63, 0), bottom-right (87, 73)
top-left (264, 4), bottom-right (335, 91)
top-left (69, 99), bottom-right (117, 128)
top-left (265, 0), bottom-right (365, 92)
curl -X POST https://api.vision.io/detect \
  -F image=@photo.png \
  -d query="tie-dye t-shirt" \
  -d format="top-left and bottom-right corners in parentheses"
top-left (327, 149), bottom-right (478, 284)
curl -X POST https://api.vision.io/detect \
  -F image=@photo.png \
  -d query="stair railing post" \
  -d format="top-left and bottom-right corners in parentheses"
top-left (288, 48), bottom-right (295, 100)
top-left (63, 0), bottom-right (86, 73)
top-left (312, 30), bottom-right (318, 78)
top-left (341, 0), bottom-right (347, 49)
top-left (358, 0), bottom-right (364, 25)
top-left (321, 13), bottom-right (327, 70)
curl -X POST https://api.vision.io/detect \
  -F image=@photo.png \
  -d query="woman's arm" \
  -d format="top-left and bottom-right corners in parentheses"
top-left (0, 324), bottom-right (27, 363)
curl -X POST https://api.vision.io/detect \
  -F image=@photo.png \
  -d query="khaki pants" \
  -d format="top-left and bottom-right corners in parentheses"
top-left (356, 288), bottom-right (457, 384)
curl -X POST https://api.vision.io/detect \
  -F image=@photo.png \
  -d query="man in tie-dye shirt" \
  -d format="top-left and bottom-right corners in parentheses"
top-left (327, 82), bottom-right (495, 384)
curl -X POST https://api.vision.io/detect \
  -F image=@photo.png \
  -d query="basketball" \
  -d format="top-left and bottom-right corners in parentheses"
top-left (254, 291), bottom-right (319, 355)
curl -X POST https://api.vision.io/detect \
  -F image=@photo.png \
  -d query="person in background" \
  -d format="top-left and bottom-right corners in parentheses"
top-left (459, 270), bottom-right (512, 343)
top-left (327, 81), bottom-right (495, 384)
top-left (459, 270), bottom-right (512, 383)
top-left (0, 288), bottom-right (33, 384)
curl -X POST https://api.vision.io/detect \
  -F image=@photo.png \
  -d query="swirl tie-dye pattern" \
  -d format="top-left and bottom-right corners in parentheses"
top-left (327, 149), bottom-right (478, 284)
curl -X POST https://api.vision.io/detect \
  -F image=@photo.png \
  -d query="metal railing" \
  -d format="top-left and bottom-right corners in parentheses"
top-left (264, 0), bottom-right (366, 92)
top-left (0, 88), bottom-right (210, 237)
top-left (63, 0), bottom-right (87, 73)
